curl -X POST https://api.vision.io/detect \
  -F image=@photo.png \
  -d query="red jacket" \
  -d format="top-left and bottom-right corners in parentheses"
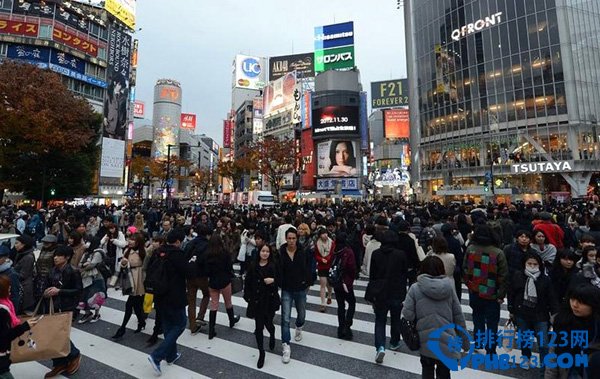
top-left (315, 240), bottom-right (335, 271)
top-left (533, 221), bottom-right (565, 249)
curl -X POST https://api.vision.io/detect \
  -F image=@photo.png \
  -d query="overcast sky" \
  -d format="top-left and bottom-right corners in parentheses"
top-left (134, 0), bottom-right (407, 145)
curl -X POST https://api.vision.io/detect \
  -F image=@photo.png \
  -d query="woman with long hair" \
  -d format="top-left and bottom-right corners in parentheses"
top-left (0, 275), bottom-right (39, 379)
top-left (531, 229), bottom-right (557, 272)
top-left (112, 233), bottom-right (146, 339)
top-left (243, 244), bottom-right (279, 369)
top-left (205, 233), bottom-right (240, 340)
top-left (100, 222), bottom-right (127, 275)
top-left (77, 238), bottom-right (107, 324)
top-left (68, 231), bottom-right (87, 269)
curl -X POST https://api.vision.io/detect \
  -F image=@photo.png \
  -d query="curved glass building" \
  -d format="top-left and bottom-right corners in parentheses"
top-left (405, 0), bottom-right (600, 203)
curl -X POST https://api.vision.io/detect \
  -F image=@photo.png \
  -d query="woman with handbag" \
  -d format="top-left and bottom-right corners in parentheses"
top-left (100, 223), bottom-right (127, 275)
top-left (243, 244), bottom-right (280, 369)
top-left (314, 228), bottom-right (334, 312)
top-left (76, 238), bottom-right (108, 325)
top-left (401, 256), bottom-right (467, 379)
top-left (111, 233), bottom-right (146, 339)
top-left (0, 275), bottom-right (40, 379)
top-left (205, 234), bottom-right (240, 340)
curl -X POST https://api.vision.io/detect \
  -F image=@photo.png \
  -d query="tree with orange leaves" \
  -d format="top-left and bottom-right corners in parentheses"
top-left (0, 61), bottom-right (100, 204)
top-left (217, 157), bottom-right (256, 193)
top-left (249, 136), bottom-right (298, 200)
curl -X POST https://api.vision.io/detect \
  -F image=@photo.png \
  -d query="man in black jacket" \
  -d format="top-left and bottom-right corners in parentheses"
top-left (278, 228), bottom-right (311, 364)
top-left (184, 224), bottom-right (211, 334)
top-left (368, 230), bottom-right (408, 364)
top-left (148, 230), bottom-right (188, 376)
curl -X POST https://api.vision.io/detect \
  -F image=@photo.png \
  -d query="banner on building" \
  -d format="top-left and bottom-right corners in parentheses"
top-left (384, 109), bottom-right (410, 139)
top-left (0, 20), bottom-right (38, 37)
top-left (103, 26), bottom-right (132, 140)
top-left (301, 129), bottom-right (315, 188)
top-left (359, 91), bottom-right (368, 150)
top-left (269, 53), bottom-right (314, 81)
top-left (371, 79), bottom-right (409, 109)
top-left (223, 120), bottom-right (232, 148)
top-left (314, 45), bottom-right (354, 73)
top-left (105, 0), bottom-right (136, 29)
top-left (253, 97), bottom-right (263, 119)
top-left (100, 137), bottom-right (125, 178)
top-left (312, 105), bottom-right (360, 138)
top-left (234, 54), bottom-right (267, 90)
top-left (317, 140), bottom-right (360, 178)
top-left (314, 21), bottom-right (354, 50)
top-left (52, 25), bottom-right (98, 57)
top-left (133, 101), bottom-right (145, 118)
top-left (180, 113), bottom-right (197, 131)
top-left (263, 71), bottom-right (297, 118)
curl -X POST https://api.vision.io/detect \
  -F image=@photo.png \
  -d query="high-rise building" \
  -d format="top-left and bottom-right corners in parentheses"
top-left (405, 0), bottom-right (600, 203)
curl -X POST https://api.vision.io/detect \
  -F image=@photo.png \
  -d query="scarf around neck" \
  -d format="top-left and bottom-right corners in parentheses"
top-left (523, 267), bottom-right (540, 308)
top-left (0, 299), bottom-right (20, 328)
top-left (316, 237), bottom-right (332, 257)
top-left (0, 260), bottom-right (12, 273)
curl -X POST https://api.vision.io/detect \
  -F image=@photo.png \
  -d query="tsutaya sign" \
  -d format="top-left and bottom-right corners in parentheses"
top-left (451, 12), bottom-right (503, 41)
top-left (511, 161), bottom-right (574, 174)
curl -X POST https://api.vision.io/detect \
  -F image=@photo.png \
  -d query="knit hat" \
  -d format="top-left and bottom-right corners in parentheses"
top-left (16, 235), bottom-right (34, 249)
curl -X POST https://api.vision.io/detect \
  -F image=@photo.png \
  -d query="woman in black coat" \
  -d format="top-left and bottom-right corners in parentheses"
top-left (243, 244), bottom-right (280, 369)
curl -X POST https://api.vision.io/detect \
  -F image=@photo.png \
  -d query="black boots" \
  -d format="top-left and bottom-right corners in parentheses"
top-left (269, 333), bottom-right (275, 351)
top-left (255, 333), bottom-right (265, 369)
top-left (134, 322), bottom-right (146, 334)
top-left (208, 310), bottom-right (217, 340)
top-left (226, 307), bottom-right (240, 328)
top-left (112, 326), bottom-right (125, 340)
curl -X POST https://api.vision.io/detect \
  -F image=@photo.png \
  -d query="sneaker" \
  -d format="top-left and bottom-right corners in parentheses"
top-left (282, 343), bottom-right (291, 364)
top-left (389, 342), bottom-right (401, 351)
top-left (294, 327), bottom-right (303, 342)
top-left (520, 357), bottom-right (530, 370)
top-left (76, 302), bottom-right (86, 310)
top-left (91, 314), bottom-right (101, 323)
top-left (375, 347), bottom-right (385, 364)
top-left (195, 319), bottom-right (207, 327)
top-left (167, 352), bottom-right (182, 366)
top-left (77, 313), bottom-right (93, 324)
top-left (191, 327), bottom-right (201, 335)
top-left (319, 305), bottom-right (326, 313)
top-left (148, 355), bottom-right (162, 376)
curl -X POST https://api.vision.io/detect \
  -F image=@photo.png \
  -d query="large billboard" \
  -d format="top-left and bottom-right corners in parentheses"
top-left (312, 105), bottom-right (360, 138)
top-left (105, 0), bottom-right (136, 29)
top-left (269, 53), bottom-right (314, 81)
top-left (0, 20), bottom-right (38, 38)
top-left (152, 80), bottom-right (182, 160)
top-left (181, 113), bottom-right (197, 131)
top-left (314, 45), bottom-right (355, 73)
top-left (371, 79), bottom-right (409, 109)
top-left (100, 137), bottom-right (125, 178)
top-left (223, 120), bottom-right (233, 148)
top-left (234, 55), bottom-right (267, 90)
top-left (301, 129), bottom-right (315, 188)
top-left (263, 72), bottom-right (297, 118)
top-left (384, 109), bottom-right (410, 139)
top-left (103, 26), bottom-right (132, 140)
top-left (317, 140), bottom-right (360, 178)
top-left (314, 21), bottom-right (354, 50)
top-left (133, 101), bottom-right (145, 118)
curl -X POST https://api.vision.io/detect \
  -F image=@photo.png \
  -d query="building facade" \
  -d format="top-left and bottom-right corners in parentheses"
top-left (405, 0), bottom-right (600, 203)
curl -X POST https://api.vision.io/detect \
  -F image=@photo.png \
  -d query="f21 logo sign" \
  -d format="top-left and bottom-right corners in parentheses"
top-left (451, 12), bottom-right (503, 41)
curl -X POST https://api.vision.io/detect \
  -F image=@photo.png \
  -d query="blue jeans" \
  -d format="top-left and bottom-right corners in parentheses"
top-left (52, 341), bottom-right (80, 367)
top-left (151, 307), bottom-right (186, 363)
top-left (469, 291), bottom-right (501, 354)
top-left (280, 290), bottom-right (307, 344)
top-left (374, 298), bottom-right (402, 350)
top-left (515, 317), bottom-right (549, 364)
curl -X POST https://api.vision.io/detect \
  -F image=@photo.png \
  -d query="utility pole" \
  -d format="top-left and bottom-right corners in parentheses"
top-left (165, 144), bottom-right (174, 209)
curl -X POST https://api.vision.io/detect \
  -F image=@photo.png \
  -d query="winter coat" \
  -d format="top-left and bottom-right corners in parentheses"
top-left (0, 306), bottom-right (30, 374)
top-left (119, 249), bottom-right (145, 296)
top-left (361, 239), bottom-right (381, 276)
top-left (368, 233), bottom-right (408, 305)
top-left (331, 246), bottom-right (356, 289)
top-left (151, 244), bottom-right (188, 310)
top-left (205, 252), bottom-right (234, 290)
top-left (100, 231), bottom-right (127, 270)
top-left (549, 266), bottom-right (579, 304)
top-left (278, 243), bottom-right (312, 292)
top-left (46, 263), bottom-right (82, 312)
top-left (533, 221), bottom-right (564, 249)
top-left (0, 264), bottom-right (22, 314)
top-left (427, 251), bottom-right (455, 277)
top-left (463, 243), bottom-right (508, 300)
top-left (243, 260), bottom-right (280, 319)
top-left (315, 238), bottom-right (335, 271)
top-left (503, 243), bottom-right (537, 278)
top-left (71, 242), bottom-right (87, 269)
top-left (507, 270), bottom-right (559, 322)
top-left (401, 274), bottom-right (467, 360)
top-left (13, 247), bottom-right (35, 310)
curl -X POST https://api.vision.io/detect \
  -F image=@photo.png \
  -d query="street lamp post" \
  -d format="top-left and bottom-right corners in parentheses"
top-left (143, 165), bottom-right (150, 206)
top-left (165, 144), bottom-right (175, 210)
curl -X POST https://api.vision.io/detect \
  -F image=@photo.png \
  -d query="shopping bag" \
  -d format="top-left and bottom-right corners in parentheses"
top-left (11, 298), bottom-right (71, 363)
top-left (500, 319), bottom-right (515, 352)
top-left (143, 293), bottom-right (154, 314)
top-left (231, 276), bottom-right (243, 294)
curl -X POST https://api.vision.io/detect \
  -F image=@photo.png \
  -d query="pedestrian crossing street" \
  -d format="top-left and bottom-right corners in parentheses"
top-left (13, 278), bottom-right (532, 379)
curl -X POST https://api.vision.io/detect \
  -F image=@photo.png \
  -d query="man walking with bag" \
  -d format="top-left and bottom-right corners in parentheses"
top-left (146, 230), bottom-right (188, 376)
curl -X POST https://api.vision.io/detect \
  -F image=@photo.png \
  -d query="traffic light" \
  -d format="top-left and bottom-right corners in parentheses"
top-left (50, 188), bottom-right (56, 196)
top-left (483, 183), bottom-right (489, 192)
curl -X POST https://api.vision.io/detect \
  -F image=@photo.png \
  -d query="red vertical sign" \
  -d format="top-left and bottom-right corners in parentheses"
top-left (301, 129), bottom-right (315, 189)
top-left (223, 120), bottom-right (232, 148)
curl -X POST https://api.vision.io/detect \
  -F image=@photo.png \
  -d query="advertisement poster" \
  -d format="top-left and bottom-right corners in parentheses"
top-left (234, 54), bottom-right (267, 90)
top-left (301, 129), bottom-right (315, 188)
top-left (223, 120), bottom-right (232, 148)
top-left (314, 45), bottom-right (355, 73)
top-left (100, 137), bottom-right (125, 178)
top-left (384, 109), bottom-right (410, 139)
top-left (269, 52), bottom-right (314, 81)
top-left (317, 140), bottom-right (359, 177)
top-left (105, 0), bottom-right (137, 29)
top-left (263, 71), bottom-right (297, 118)
top-left (133, 101), bottom-right (145, 118)
top-left (103, 26), bottom-right (132, 140)
top-left (371, 79), bottom-right (409, 109)
top-left (180, 113), bottom-right (197, 131)
top-left (312, 105), bottom-right (360, 138)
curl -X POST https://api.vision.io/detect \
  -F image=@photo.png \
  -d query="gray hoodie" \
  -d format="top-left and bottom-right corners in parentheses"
top-left (402, 274), bottom-right (467, 359)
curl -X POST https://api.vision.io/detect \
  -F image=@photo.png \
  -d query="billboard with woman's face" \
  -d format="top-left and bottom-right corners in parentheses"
top-left (317, 140), bottom-right (359, 177)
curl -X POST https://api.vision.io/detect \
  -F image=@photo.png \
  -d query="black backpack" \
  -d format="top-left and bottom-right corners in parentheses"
top-left (144, 248), bottom-right (170, 295)
top-left (93, 249), bottom-right (112, 281)
top-left (327, 253), bottom-right (344, 287)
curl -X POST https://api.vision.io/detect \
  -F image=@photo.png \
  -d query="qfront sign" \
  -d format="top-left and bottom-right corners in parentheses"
top-left (451, 12), bottom-right (503, 41)
top-left (511, 161), bottom-right (574, 174)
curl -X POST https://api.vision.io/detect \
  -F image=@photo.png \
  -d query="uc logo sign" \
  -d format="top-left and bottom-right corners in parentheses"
top-left (427, 324), bottom-right (474, 371)
top-left (242, 58), bottom-right (261, 78)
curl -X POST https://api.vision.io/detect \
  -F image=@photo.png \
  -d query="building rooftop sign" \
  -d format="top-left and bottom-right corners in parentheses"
top-left (451, 12), bottom-right (503, 41)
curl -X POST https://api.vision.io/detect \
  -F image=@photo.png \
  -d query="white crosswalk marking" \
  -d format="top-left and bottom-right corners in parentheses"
top-left (11, 280), bottom-right (524, 378)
